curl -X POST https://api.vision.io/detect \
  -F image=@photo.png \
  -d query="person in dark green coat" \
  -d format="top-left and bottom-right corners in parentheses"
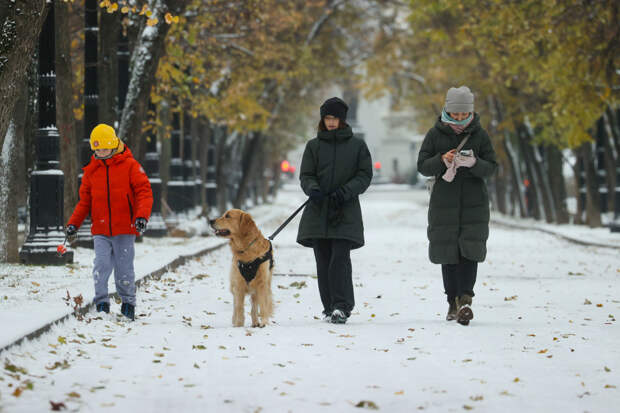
top-left (297, 97), bottom-right (373, 324)
top-left (417, 86), bottom-right (498, 326)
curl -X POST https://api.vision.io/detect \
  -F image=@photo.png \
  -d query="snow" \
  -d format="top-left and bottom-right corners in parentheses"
top-left (31, 169), bottom-right (64, 176)
top-left (1, 187), bottom-right (619, 412)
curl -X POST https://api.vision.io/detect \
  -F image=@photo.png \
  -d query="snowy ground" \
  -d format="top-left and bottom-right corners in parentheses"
top-left (1, 186), bottom-right (619, 412)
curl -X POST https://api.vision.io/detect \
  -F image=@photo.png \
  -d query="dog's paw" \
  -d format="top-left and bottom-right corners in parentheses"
top-left (252, 322), bottom-right (266, 328)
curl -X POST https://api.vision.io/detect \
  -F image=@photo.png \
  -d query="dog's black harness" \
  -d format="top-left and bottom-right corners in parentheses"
top-left (237, 241), bottom-right (274, 284)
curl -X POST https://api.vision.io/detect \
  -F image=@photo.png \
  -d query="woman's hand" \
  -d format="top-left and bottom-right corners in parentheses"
top-left (442, 149), bottom-right (456, 164)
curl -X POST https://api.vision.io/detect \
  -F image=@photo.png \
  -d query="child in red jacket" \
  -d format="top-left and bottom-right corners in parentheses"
top-left (66, 124), bottom-right (153, 320)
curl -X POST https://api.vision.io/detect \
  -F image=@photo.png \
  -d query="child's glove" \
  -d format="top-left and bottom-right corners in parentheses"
top-left (135, 218), bottom-right (148, 234)
top-left (66, 225), bottom-right (78, 242)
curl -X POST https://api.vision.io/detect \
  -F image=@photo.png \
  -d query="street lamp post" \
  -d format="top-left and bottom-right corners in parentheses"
top-left (143, 105), bottom-right (167, 237)
top-left (166, 111), bottom-right (184, 225)
top-left (19, 3), bottom-right (73, 265)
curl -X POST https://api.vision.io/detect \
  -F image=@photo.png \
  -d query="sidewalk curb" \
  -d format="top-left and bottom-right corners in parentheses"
top-left (0, 241), bottom-right (228, 355)
top-left (490, 218), bottom-right (620, 250)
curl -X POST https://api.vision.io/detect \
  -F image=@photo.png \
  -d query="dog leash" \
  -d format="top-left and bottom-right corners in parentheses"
top-left (268, 200), bottom-right (309, 241)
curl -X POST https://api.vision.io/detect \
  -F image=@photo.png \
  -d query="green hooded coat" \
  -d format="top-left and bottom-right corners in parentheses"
top-left (297, 125), bottom-right (373, 249)
top-left (417, 114), bottom-right (498, 264)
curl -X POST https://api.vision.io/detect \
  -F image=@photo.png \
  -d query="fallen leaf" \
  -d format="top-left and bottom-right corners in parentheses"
top-left (355, 400), bottom-right (379, 409)
top-left (504, 295), bottom-right (518, 301)
top-left (597, 304), bottom-right (603, 307)
top-left (538, 349), bottom-right (548, 354)
top-left (12, 387), bottom-right (23, 397)
top-left (513, 377), bottom-right (520, 382)
top-left (605, 366), bottom-right (611, 372)
top-left (584, 299), bottom-right (592, 305)
top-left (4, 361), bottom-right (28, 374)
top-left (470, 395), bottom-right (483, 401)
top-left (67, 391), bottom-right (80, 398)
top-left (463, 405), bottom-right (474, 410)
top-left (193, 345), bottom-right (206, 350)
top-left (58, 336), bottom-right (67, 345)
top-left (50, 401), bottom-right (66, 411)
top-left (605, 384), bottom-right (616, 389)
top-left (394, 390), bottom-right (404, 395)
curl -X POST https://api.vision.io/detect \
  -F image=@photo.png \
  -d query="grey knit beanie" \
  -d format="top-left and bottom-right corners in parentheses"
top-left (445, 86), bottom-right (474, 113)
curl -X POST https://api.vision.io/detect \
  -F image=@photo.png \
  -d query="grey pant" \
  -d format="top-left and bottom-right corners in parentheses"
top-left (93, 234), bottom-right (136, 306)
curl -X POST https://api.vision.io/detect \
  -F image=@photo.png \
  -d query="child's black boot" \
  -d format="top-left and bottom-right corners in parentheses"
top-left (120, 303), bottom-right (135, 321)
top-left (96, 302), bottom-right (110, 314)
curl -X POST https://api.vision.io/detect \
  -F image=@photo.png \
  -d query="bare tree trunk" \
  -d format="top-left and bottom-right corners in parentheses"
top-left (0, 81), bottom-right (27, 263)
top-left (119, 0), bottom-right (186, 164)
top-left (215, 128), bottom-right (231, 214)
top-left (494, 98), bottom-right (526, 217)
top-left (233, 132), bottom-right (263, 208)
top-left (597, 116), bottom-right (617, 214)
top-left (55, 0), bottom-right (79, 221)
top-left (517, 126), bottom-right (541, 219)
top-left (579, 142), bottom-right (603, 227)
top-left (546, 145), bottom-right (570, 224)
top-left (0, 0), bottom-right (48, 151)
top-left (98, 9), bottom-right (119, 125)
top-left (199, 119), bottom-right (210, 213)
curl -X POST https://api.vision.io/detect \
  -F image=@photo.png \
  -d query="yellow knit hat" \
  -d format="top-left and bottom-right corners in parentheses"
top-left (90, 124), bottom-right (119, 150)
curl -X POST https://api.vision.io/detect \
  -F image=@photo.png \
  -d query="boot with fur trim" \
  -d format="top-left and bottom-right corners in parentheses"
top-left (446, 298), bottom-right (457, 321)
top-left (456, 295), bottom-right (473, 326)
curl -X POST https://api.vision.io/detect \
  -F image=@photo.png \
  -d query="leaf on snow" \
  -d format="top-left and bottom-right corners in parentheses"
top-left (49, 401), bottom-right (67, 411)
top-left (355, 400), bottom-right (379, 409)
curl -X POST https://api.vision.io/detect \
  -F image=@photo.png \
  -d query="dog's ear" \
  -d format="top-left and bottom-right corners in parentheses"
top-left (239, 212), bottom-right (257, 234)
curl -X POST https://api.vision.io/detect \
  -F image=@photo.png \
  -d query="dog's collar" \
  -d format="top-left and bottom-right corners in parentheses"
top-left (236, 237), bottom-right (259, 255)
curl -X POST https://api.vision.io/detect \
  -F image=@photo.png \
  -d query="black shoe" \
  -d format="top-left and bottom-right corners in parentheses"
top-left (96, 302), bottom-right (110, 314)
top-left (330, 309), bottom-right (347, 324)
top-left (446, 299), bottom-right (457, 321)
top-left (120, 303), bottom-right (135, 321)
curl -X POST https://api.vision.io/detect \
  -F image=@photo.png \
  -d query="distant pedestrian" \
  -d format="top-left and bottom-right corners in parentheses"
top-left (66, 124), bottom-right (153, 321)
top-left (417, 86), bottom-right (498, 325)
top-left (297, 97), bottom-right (373, 324)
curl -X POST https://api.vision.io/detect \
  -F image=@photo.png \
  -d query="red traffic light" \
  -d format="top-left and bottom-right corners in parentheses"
top-left (374, 161), bottom-right (382, 170)
top-left (281, 160), bottom-right (290, 172)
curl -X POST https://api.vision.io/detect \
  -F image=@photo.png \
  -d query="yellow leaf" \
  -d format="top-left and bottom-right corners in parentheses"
top-left (394, 390), bottom-right (404, 395)
top-left (165, 13), bottom-right (174, 24)
top-left (147, 18), bottom-right (158, 27)
top-left (12, 387), bottom-right (23, 397)
top-left (121, 6), bottom-right (129, 13)
top-left (67, 391), bottom-right (81, 398)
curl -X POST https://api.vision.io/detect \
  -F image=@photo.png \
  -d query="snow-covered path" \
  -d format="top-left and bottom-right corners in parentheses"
top-left (1, 187), bottom-right (619, 412)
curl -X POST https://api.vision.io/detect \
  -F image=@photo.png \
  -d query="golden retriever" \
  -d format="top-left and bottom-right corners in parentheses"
top-left (209, 209), bottom-right (274, 327)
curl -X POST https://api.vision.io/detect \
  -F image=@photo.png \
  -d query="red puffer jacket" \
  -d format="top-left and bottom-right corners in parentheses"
top-left (68, 147), bottom-right (153, 236)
